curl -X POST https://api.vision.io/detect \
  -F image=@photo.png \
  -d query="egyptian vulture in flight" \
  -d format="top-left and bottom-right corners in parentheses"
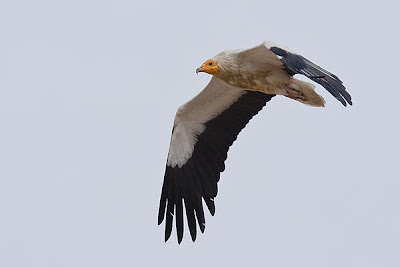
top-left (158, 41), bottom-right (352, 243)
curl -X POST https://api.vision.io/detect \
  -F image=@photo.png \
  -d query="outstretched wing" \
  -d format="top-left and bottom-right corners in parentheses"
top-left (263, 42), bottom-right (352, 106)
top-left (158, 77), bottom-right (275, 243)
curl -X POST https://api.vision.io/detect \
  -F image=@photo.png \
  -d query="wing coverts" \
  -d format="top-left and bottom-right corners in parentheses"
top-left (158, 91), bottom-right (275, 243)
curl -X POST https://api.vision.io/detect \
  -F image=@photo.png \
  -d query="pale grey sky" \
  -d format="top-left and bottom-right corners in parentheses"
top-left (0, 0), bottom-right (399, 266)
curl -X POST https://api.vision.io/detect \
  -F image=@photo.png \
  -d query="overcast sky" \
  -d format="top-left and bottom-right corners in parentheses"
top-left (0, 0), bottom-right (399, 266)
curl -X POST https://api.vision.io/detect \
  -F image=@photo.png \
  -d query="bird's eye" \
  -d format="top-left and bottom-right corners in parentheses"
top-left (209, 62), bottom-right (213, 66)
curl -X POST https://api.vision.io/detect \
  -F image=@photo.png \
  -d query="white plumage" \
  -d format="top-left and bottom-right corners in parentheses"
top-left (167, 78), bottom-right (244, 168)
top-left (158, 41), bottom-right (352, 243)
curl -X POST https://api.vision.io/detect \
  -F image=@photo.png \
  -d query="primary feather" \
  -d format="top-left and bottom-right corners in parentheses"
top-left (158, 41), bottom-right (352, 243)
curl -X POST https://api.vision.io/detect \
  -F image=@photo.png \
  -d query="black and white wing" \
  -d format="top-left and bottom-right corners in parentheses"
top-left (158, 77), bottom-right (275, 243)
top-left (263, 41), bottom-right (352, 106)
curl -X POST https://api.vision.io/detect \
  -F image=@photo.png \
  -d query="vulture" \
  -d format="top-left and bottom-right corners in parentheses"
top-left (158, 41), bottom-right (352, 243)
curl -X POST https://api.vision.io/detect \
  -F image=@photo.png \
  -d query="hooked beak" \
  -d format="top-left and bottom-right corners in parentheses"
top-left (195, 60), bottom-right (219, 75)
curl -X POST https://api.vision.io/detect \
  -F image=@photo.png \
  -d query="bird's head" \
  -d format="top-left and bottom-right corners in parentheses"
top-left (196, 51), bottom-right (238, 77)
top-left (196, 59), bottom-right (219, 75)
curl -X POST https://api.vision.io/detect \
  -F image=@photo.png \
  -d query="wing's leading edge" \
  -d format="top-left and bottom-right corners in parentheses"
top-left (158, 78), bottom-right (275, 243)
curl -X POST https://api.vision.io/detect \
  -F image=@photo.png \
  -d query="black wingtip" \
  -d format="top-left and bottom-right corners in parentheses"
top-left (190, 233), bottom-right (197, 242)
top-left (199, 223), bottom-right (205, 233)
top-left (176, 198), bottom-right (184, 244)
top-left (339, 97), bottom-right (347, 107)
top-left (158, 214), bottom-right (164, 225)
top-left (189, 224), bottom-right (197, 242)
top-left (165, 231), bottom-right (171, 243)
top-left (345, 94), bottom-right (353, 106)
top-left (338, 94), bottom-right (353, 107)
top-left (271, 46), bottom-right (353, 107)
top-left (205, 197), bottom-right (216, 216)
top-left (158, 193), bottom-right (167, 225)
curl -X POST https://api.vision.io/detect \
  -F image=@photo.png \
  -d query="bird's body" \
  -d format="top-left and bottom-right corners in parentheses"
top-left (209, 42), bottom-right (331, 107)
top-left (158, 41), bottom-right (352, 243)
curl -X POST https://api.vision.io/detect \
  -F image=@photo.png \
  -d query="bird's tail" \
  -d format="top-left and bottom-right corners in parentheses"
top-left (285, 79), bottom-right (325, 107)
